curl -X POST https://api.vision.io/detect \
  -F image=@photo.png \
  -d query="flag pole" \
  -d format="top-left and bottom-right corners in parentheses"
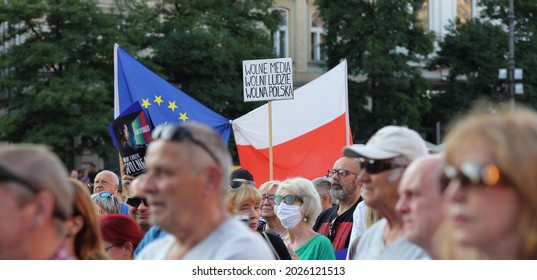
top-left (268, 100), bottom-right (273, 180)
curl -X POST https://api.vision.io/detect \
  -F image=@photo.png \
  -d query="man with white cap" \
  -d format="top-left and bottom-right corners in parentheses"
top-left (343, 125), bottom-right (429, 259)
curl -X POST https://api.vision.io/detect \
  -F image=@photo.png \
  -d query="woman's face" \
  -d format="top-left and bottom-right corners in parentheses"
top-left (104, 241), bottom-right (131, 260)
top-left (237, 200), bottom-right (261, 231)
top-left (445, 143), bottom-right (521, 251)
top-left (260, 185), bottom-right (277, 218)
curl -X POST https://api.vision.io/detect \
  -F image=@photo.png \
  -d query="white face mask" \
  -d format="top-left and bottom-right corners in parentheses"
top-left (277, 203), bottom-right (303, 229)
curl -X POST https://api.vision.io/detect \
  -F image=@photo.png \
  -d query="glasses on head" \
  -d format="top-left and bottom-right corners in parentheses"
top-left (151, 124), bottom-right (221, 167)
top-left (327, 169), bottom-right (358, 178)
top-left (441, 162), bottom-right (507, 193)
top-left (360, 159), bottom-right (407, 174)
top-left (328, 218), bottom-right (339, 242)
top-left (229, 179), bottom-right (256, 189)
top-left (91, 192), bottom-right (113, 199)
top-left (274, 194), bottom-right (303, 206)
top-left (0, 164), bottom-right (68, 221)
top-left (261, 195), bottom-right (275, 203)
top-left (126, 196), bottom-right (148, 208)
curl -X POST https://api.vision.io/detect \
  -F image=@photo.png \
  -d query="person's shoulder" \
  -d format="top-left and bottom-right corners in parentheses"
top-left (135, 235), bottom-right (175, 260)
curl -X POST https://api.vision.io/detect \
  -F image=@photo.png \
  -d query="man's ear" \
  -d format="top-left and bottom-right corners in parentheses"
top-left (203, 166), bottom-right (222, 196)
top-left (28, 191), bottom-right (55, 230)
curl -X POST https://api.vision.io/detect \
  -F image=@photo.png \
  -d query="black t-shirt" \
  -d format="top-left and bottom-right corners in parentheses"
top-left (313, 198), bottom-right (362, 253)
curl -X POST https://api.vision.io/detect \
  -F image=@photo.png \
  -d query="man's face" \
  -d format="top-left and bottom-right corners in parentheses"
top-left (328, 157), bottom-right (360, 201)
top-left (0, 185), bottom-right (31, 259)
top-left (128, 177), bottom-right (150, 231)
top-left (260, 185), bottom-right (277, 219)
top-left (94, 172), bottom-right (118, 194)
top-left (143, 140), bottom-right (206, 234)
top-left (395, 158), bottom-right (445, 248)
top-left (360, 158), bottom-right (403, 211)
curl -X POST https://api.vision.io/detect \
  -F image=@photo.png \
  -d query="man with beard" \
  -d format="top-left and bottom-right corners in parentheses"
top-left (313, 157), bottom-right (362, 259)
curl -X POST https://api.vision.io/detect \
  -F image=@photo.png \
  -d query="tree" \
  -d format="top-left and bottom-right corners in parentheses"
top-left (315, 0), bottom-right (435, 139)
top-left (0, 0), bottom-right (126, 167)
top-left (144, 0), bottom-right (280, 120)
top-left (428, 0), bottom-right (537, 129)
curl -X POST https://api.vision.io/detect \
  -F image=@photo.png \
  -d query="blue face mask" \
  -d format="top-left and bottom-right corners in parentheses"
top-left (276, 203), bottom-right (303, 229)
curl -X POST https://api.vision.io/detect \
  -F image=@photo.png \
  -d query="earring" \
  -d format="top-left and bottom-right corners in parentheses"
top-left (66, 232), bottom-right (74, 238)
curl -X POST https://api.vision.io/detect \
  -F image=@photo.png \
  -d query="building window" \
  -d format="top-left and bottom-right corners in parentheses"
top-left (457, 0), bottom-right (472, 23)
top-left (417, 0), bottom-right (428, 31)
top-left (310, 11), bottom-right (326, 62)
top-left (272, 8), bottom-right (289, 58)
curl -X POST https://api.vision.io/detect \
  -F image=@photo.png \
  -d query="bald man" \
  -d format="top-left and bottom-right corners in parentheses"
top-left (395, 154), bottom-right (446, 259)
top-left (93, 170), bottom-right (129, 215)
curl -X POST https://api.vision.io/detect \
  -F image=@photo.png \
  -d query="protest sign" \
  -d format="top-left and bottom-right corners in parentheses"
top-left (109, 101), bottom-right (152, 176)
top-left (243, 58), bottom-right (294, 102)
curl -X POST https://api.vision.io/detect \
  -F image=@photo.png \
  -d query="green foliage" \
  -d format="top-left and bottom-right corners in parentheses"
top-left (145, 0), bottom-right (280, 120)
top-left (0, 0), bottom-right (122, 166)
top-left (428, 0), bottom-right (537, 128)
top-left (315, 0), bottom-right (434, 138)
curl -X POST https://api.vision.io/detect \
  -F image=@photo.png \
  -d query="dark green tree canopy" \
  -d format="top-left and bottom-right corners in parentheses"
top-left (316, 0), bottom-right (434, 139)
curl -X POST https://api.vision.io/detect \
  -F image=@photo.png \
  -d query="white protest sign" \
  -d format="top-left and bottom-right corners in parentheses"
top-left (242, 58), bottom-right (294, 102)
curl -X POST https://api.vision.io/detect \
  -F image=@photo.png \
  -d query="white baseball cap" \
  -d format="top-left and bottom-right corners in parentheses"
top-left (342, 125), bottom-right (427, 161)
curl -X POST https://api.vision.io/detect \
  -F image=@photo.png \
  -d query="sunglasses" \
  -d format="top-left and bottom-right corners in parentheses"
top-left (327, 169), bottom-right (357, 178)
top-left (274, 194), bottom-right (303, 206)
top-left (152, 124), bottom-right (221, 167)
top-left (0, 163), bottom-right (68, 221)
top-left (360, 159), bottom-right (407, 174)
top-left (126, 196), bottom-right (148, 208)
top-left (441, 162), bottom-right (507, 193)
top-left (229, 179), bottom-right (256, 189)
top-left (91, 192), bottom-right (113, 199)
top-left (328, 218), bottom-right (339, 242)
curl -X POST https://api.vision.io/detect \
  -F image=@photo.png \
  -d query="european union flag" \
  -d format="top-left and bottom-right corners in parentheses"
top-left (113, 44), bottom-right (231, 143)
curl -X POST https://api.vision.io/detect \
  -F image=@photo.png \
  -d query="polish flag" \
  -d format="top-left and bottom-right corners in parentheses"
top-left (232, 60), bottom-right (352, 185)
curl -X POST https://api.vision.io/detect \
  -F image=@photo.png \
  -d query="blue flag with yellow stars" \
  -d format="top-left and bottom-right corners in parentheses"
top-left (113, 44), bottom-right (231, 144)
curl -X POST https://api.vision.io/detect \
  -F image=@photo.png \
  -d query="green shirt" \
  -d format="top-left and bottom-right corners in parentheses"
top-left (295, 234), bottom-right (336, 260)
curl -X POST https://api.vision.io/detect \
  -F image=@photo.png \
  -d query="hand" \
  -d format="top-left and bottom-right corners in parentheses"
top-left (122, 174), bottom-right (136, 193)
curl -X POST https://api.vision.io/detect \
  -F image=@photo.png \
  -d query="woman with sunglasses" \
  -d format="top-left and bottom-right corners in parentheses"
top-left (226, 182), bottom-right (291, 260)
top-left (441, 105), bottom-right (537, 259)
top-left (275, 178), bottom-right (335, 260)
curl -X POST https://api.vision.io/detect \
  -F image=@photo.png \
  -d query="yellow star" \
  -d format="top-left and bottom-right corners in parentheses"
top-left (141, 98), bottom-right (151, 109)
top-left (154, 95), bottom-right (164, 106)
top-left (167, 101), bottom-right (178, 112)
top-left (179, 112), bottom-right (189, 122)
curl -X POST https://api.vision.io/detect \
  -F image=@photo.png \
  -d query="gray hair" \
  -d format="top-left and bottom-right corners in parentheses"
top-left (312, 177), bottom-right (331, 196)
top-left (276, 177), bottom-right (322, 227)
top-left (258, 180), bottom-right (281, 195)
top-left (91, 193), bottom-right (121, 214)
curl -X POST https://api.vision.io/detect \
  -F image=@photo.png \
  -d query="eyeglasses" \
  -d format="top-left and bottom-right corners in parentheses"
top-left (104, 244), bottom-right (116, 251)
top-left (274, 194), bottom-right (303, 206)
top-left (360, 159), bottom-right (407, 174)
top-left (327, 169), bottom-right (358, 178)
top-left (91, 192), bottom-right (113, 199)
top-left (261, 195), bottom-right (275, 203)
top-left (126, 196), bottom-right (148, 208)
top-left (152, 124), bottom-right (221, 167)
top-left (230, 179), bottom-right (256, 189)
top-left (0, 163), bottom-right (68, 221)
top-left (441, 162), bottom-right (507, 193)
top-left (328, 218), bottom-right (339, 242)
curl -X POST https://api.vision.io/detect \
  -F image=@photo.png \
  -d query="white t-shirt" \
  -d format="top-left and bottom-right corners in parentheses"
top-left (136, 218), bottom-right (275, 260)
top-left (350, 218), bottom-right (430, 260)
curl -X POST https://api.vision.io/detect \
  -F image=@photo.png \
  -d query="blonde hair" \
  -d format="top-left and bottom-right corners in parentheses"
top-left (444, 104), bottom-right (537, 259)
top-left (258, 180), bottom-right (280, 195)
top-left (226, 185), bottom-right (262, 213)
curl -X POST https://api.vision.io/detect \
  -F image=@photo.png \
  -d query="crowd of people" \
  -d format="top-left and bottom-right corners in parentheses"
top-left (1, 103), bottom-right (537, 260)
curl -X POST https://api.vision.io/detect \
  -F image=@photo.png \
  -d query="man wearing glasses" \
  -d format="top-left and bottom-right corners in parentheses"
top-left (0, 144), bottom-right (74, 259)
top-left (313, 157), bottom-right (363, 260)
top-left (136, 122), bottom-right (273, 260)
top-left (343, 125), bottom-right (429, 259)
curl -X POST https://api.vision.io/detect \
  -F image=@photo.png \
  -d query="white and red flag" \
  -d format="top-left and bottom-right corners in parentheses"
top-left (232, 60), bottom-right (352, 185)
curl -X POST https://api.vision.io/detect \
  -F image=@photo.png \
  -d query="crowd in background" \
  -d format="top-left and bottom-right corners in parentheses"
top-left (1, 102), bottom-right (537, 260)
